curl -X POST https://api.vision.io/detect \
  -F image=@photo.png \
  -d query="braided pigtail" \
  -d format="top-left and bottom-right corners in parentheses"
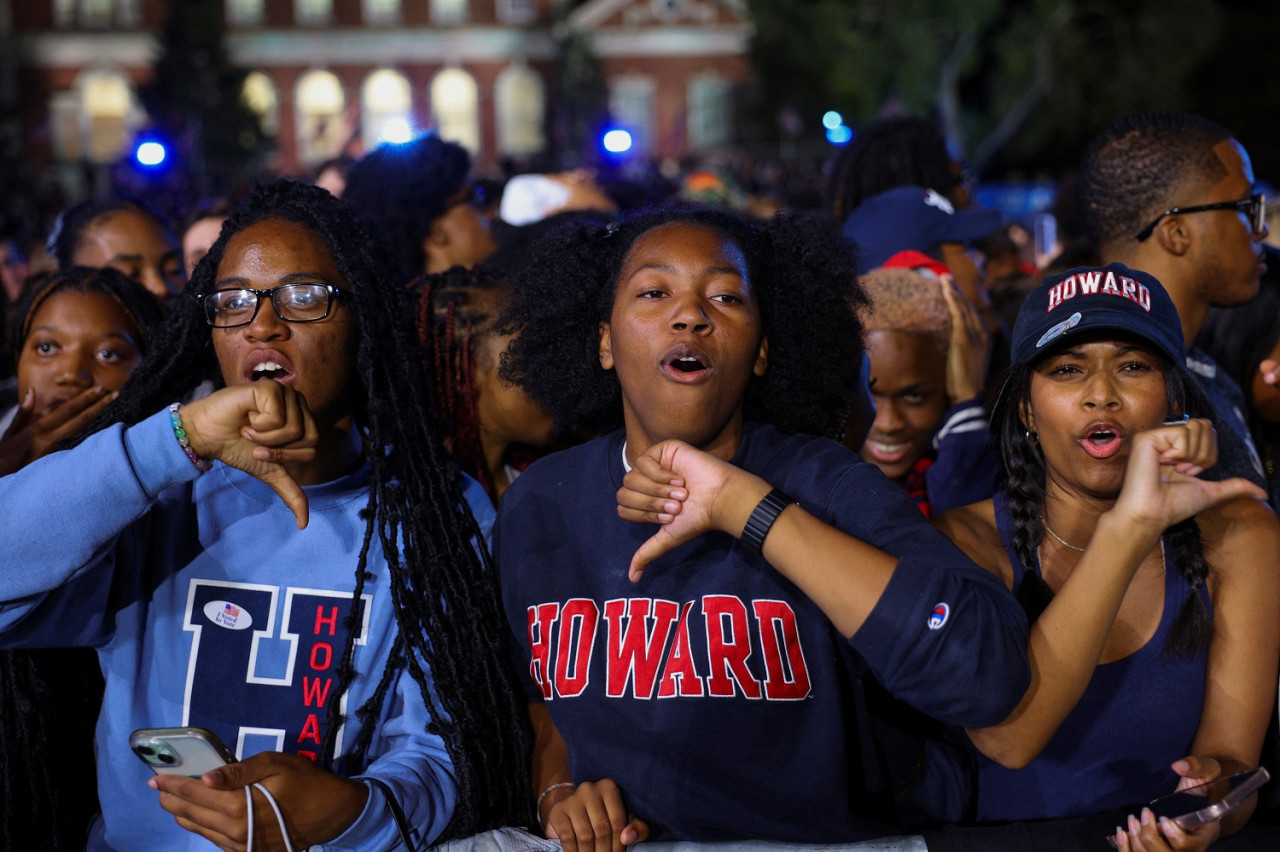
top-left (992, 364), bottom-right (1054, 622)
top-left (1161, 519), bottom-right (1213, 657)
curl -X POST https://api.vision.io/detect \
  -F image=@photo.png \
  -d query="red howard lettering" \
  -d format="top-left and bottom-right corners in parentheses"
top-left (554, 599), bottom-right (598, 698)
top-left (703, 595), bottom-right (762, 699)
top-left (182, 583), bottom-right (368, 764)
top-left (299, 713), bottom-right (322, 745)
top-left (314, 605), bottom-right (339, 636)
top-left (302, 676), bottom-right (333, 708)
top-left (657, 601), bottom-right (705, 698)
top-left (604, 598), bottom-right (678, 698)
top-left (752, 600), bottom-right (812, 700)
top-left (525, 595), bottom-right (809, 702)
top-left (526, 603), bottom-right (560, 700)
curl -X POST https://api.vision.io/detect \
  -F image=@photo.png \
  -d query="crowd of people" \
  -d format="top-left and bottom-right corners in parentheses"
top-left (1, 109), bottom-right (1278, 852)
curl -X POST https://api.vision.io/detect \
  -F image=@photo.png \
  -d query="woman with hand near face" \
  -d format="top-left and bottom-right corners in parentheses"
top-left (495, 206), bottom-right (1031, 849)
top-left (2, 266), bottom-right (162, 475)
top-left (934, 264), bottom-right (1279, 852)
top-left (0, 266), bottom-right (161, 850)
top-left (0, 181), bottom-right (531, 851)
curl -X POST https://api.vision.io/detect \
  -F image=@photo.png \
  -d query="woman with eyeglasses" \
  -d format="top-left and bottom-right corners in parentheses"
top-left (0, 180), bottom-right (531, 850)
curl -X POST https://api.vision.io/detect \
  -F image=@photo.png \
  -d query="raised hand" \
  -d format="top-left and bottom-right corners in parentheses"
top-left (939, 277), bottom-right (990, 404)
top-left (1112, 419), bottom-right (1265, 536)
top-left (179, 382), bottom-right (319, 527)
top-left (149, 752), bottom-right (367, 852)
top-left (0, 385), bottom-right (115, 476)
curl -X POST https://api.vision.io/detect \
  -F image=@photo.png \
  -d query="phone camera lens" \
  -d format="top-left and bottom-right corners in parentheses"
top-left (136, 745), bottom-right (154, 756)
top-left (157, 753), bottom-right (176, 765)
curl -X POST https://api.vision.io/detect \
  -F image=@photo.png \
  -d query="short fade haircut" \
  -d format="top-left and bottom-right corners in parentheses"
top-left (1078, 111), bottom-right (1232, 249)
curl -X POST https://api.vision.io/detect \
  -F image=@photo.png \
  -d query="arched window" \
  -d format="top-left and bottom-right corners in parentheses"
top-left (78, 70), bottom-right (139, 163)
top-left (363, 0), bottom-right (401, 24)
top-left (687, 73), bottom-right (732, 151)
top-left (228, 0), bottom-right (265, 26)
top-left (495, 64), bottom-right (544, 158)
top-left (362, 69), bottom-right (413, 148)
top-left (295, 70), bottom-right (347, 166)
top-left (430, 68), bottom-right (479, 154)
top-left (496, 0), bottom-right (535, 24)
top-left (429, 0), bottom-right (467, 25)
top-left (242, 71), bottom-right (279, 137)
top-left (54, 0), bottom-right (137, 27)
top-left (295, 0), bottom-right (333, 25)
top-left (609, 76), bottom-right (654, 156)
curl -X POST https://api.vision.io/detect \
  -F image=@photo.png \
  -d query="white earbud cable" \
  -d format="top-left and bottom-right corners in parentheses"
top-left (243, 782), bottom-right (295, 852)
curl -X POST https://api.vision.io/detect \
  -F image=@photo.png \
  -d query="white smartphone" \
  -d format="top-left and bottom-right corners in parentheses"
top-left (1106, 767), bottom-right (1270, 846)
top-left (130, 726), bottom-right (237, 778)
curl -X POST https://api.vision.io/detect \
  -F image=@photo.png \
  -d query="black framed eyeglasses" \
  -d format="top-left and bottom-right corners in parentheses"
top-left (1134, 192), bottom-right (1266, 242)
top-left (200, 283), bottom-right (343, 328)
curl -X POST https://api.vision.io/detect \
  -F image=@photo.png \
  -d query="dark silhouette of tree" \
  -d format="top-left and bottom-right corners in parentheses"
top-left (745, 0), bottom-right (1223, 177)
top-left (137, 0), bottom-right (270, 199)
top-left (549, 11), bottom-right (611, 170)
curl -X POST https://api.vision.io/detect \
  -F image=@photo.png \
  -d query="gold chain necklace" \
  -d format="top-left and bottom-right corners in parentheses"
top-left (1040, 513), bottom-right (1085, 552)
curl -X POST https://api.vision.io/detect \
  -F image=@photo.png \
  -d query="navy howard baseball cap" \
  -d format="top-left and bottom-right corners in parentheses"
top-left (841, 185), bottom-right (1004, 271)
top-left (1010, 263), bottom-right (1186, 366)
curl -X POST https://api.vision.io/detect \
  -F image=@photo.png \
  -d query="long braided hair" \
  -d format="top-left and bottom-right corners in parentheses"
top-left (2, 266), bottom-right (164, 850)
top-left (991, 358), bottom-right (1215, 657)
top-left (77, 180), bottom-right (532, 837)
top-left (410, 265), bottom-right (509, 503)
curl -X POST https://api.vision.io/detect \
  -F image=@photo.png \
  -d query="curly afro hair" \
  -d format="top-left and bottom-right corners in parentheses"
top-left (498, 204), bottom-right (866, 439)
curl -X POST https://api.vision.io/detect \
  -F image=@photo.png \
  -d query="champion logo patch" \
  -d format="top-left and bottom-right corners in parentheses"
top-left (1036, 312), bottom-right (1082, 349)
top-left (204, 599), bottom-right (253, 631)
top-left (927, 602), bottom-right (950, 631)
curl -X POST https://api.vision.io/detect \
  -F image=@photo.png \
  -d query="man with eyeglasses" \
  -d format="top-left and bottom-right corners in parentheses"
top-left (1078, 110), bottom-right (1269, 488)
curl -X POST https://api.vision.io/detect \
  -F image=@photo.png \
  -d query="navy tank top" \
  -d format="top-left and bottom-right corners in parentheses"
top-left (976, 492), bottom-right (1211, 821)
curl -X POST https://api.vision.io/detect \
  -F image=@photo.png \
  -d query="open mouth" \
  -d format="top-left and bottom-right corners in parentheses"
top-left (243, 350), bottom-right (296, 385)
top-left (251, 361), bottom-right (291, 382)
top-left (661, 344), bottom-right (712, 383)
top-left (1079, 424), bottom-right (1124, 459)
top-left (670, 355), bottom-right (705, 373)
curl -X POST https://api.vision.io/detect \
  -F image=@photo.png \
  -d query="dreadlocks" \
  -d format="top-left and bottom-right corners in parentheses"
top-left (77, 179), bottom-right (532, 837)
top-left (410, 265), bottom-right (509, 503)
